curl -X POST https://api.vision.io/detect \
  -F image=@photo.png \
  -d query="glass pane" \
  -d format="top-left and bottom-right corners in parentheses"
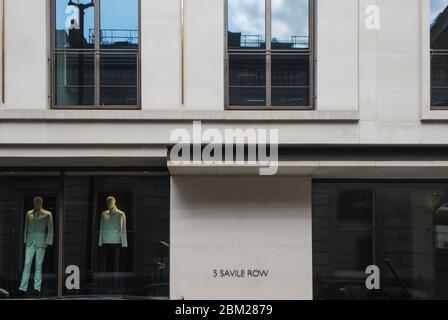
top-left (100, 0), bottom-right (139, 49)
top-left (272, 55), bottom-right (310, 106)
top-left (54, 52), bottom-right (94, 106)
top-left (431, 0), bottom-right (448, 49)
top-left (228, 0), bottom-right (265, 49)
top-left (272, 0), bottom-right (309, 49)
top-left (229, 55), bottom-right (266, 87)
top-left (100, 53), bottom-right (138, 105)
top-left (431, 54), bottom-right (448, 107)
top-left (63, 175), bottom-right (170, 298)
top-left (0, 174), bottom-right (61, 299)
top-left (272, 88), bottom-right (309, 107)
top-left (272, 55), bottom-right (309, 87)
top-left (313, 182), bottom-right (448, 300)
top-left (229, 87), bottom-right (266, 107)
top-left (55, 0), bottom-right (95, 49)
top-left (229, 54), bottom-right (266, 106)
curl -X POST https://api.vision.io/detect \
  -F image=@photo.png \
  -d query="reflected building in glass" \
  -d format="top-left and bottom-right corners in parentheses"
top-left (53, 0), bottom-right (139, 107)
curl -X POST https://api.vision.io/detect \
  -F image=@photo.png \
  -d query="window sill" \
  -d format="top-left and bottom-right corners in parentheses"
top-left (421, 109), bottom-right (448, 121)
top-left (0, 109), bottom-right (360, 122)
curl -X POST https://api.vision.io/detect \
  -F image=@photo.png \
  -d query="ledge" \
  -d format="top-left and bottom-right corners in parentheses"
top-left (168, 160), bottom-right (448, 178)
top-left (0, 109), bottom-right (360, 122)
top-left (422, 110), bottom-right (448, 122)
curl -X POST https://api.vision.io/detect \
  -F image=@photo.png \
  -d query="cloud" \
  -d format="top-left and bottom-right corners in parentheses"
top-left (228, 0), bottom-right (309, 41)
top-left (228, 0), bottom-right (265, 38)
top-left (272, 0), bottom-right (309, 41)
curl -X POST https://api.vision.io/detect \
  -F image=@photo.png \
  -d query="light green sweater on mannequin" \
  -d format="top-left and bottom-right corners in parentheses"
top-left (99, 208), bottom-right (128, 247)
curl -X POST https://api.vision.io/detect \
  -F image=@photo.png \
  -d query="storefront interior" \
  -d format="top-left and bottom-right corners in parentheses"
top-left (0, 170), bottom-right (169, 299)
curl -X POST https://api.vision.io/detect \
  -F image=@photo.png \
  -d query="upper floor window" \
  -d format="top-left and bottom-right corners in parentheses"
top-left (431, 0), bottom-right (448, 108)
top-left (52, 0), bottom-right (140, 109)
top-left (226, 0), bottom-right (313, 109)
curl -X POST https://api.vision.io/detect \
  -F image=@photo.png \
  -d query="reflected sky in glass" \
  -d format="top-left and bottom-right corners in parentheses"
top-left (56, 0), bottom-right (138, 46)
top-left (101, 0), bottom-right (139, 46)
top-left (56, 0), bottom-right (95, 45)
top-left (431, 0), bottom-right (448, 24)
top-left (272, 0), bottom-right (308, 47)
top-left (228, 0), bottom-right (265, 40)
top-left (228, 0), bottom-right (309, 49)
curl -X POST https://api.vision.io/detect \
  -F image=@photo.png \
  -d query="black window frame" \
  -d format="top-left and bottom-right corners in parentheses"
top-left (225, 0), bottom-right (315, 110)
top-left (50, 0), bottom-right (141, 110)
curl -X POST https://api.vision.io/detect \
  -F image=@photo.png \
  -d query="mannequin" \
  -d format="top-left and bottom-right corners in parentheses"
top-left (19, 197), bottom-right (54, 295)
top-left (99, 196), bottom-right (127, 272)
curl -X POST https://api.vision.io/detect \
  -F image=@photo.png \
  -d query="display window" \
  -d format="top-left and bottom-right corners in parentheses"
top-left (313, 182), bottom-right (448, 300)
top-left (0, 171), bottom-right (169, 300)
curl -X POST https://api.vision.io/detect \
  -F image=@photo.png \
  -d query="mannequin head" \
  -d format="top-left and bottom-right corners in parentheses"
top-left (34, 196), bottom-right (43, 210)
top-left (106, 196), bottom-right (116, 210)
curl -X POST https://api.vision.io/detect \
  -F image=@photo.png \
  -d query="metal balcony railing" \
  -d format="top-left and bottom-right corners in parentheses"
top-left (89, 29), bottom-right (139, 46)
top-left (238, 34), bottom-right (309, 49)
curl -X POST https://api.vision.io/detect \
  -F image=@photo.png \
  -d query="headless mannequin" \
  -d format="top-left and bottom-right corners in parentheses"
top-left (99, 197), bottom-right (127, 273)
top-left (19, 197), bottom-right (54, 294)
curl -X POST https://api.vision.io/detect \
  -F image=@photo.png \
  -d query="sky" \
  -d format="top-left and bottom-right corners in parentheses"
top-left (56, 0), bottom-right (138, 41)
top-left (431, 0), bottom-right (448, 23)
top-left (228, 0), bottom-right (309, 42)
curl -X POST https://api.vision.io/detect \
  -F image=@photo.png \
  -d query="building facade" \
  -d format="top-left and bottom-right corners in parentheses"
top-left (0, 0), bottom-right (447, 300)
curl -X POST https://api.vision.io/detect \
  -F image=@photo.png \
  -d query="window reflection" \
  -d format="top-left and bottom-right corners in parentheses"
top-left (100, 0), bottom-right (139, 49)
top-left (100, 53), bottom-right (138, 105)
top-left (53, 0), bottom-right (139, 108)
top-left (56, 0), bottom-right (95, 49)
top-left (271, 0), bottom-right (309, 49)
top-left (229, 54), bottom-right (266, 106)
top-left (0, 175), bottom-right (61, 298)
top-left (54, 52), bottom-right (95, 106)
top-left (228, 0), bottom-right (265, 49)
top-left (227, 0), bottom-right (312, 108)
top-left (313, 183), bottom-right (448, 300)
top-left (271, 55), bottom-right (310, 106)
top-left (431, 0), bottom-right (448, 107)
top-left (63, 175), bottom-right (170, 298)
top-left (431, 55), bottom-right (448, 107)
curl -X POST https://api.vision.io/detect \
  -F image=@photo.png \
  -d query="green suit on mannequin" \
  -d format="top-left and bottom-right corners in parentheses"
top-left (19, 197), bottom-right (54, 294)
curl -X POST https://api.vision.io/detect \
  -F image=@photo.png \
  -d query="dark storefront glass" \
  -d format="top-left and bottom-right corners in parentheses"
top-left (0, 174), bottom-right (61, 298)
top-left (0, 172), bottom-right (169, 300)
top-left (313, 182), bottom-right (448, 300)
top-left (63, 174), bottom-right (169, 298)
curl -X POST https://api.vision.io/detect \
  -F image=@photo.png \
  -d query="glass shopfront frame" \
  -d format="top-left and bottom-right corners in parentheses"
top-left (0, 170), bottom-right (169, 300)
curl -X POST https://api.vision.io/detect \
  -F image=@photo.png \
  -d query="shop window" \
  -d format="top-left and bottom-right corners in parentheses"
top-left (0, 172), bottom-right (169, 299)
top-left (313, 182), bottom-right (448, 300)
